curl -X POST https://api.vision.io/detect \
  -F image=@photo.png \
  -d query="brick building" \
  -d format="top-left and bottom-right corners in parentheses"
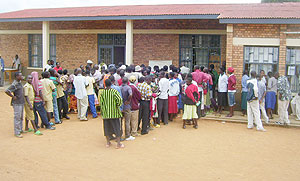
top-left (0, 3), bottom-right (299, 93)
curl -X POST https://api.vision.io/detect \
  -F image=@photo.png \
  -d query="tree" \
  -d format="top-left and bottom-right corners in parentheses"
top-left (262, 0), bottom-right (300, 2)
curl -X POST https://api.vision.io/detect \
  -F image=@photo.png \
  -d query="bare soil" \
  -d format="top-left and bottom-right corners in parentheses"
top-left (0, 92), bottom-right (300, 180)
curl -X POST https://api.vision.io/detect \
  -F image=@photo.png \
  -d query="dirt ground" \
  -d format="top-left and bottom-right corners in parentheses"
top-left (1, 92), bottom-right (300, 181)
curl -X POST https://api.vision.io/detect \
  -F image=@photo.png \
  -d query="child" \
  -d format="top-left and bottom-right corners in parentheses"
top-left (24, 75), bottom-right (42, 135)
top-left (5, 72), bottom-right (25, 138)
top-left (85, 70), bottom-right (97, 118)
top-left (41, 71), bottom-right (56, 125)
top-left (182, 77), bottom-right (200, 129)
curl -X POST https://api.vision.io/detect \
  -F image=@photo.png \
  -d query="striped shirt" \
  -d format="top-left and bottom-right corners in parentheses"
top-left (34, 81), bottom-right (44, 103)
top-left (100, 88), bottom-right (123, 119)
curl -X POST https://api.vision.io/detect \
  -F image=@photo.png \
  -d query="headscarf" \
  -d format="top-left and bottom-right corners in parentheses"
top-left (31, 71), bottom-right (40, 96)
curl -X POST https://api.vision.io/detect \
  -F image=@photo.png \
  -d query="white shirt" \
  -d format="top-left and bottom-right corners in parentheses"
top-left (218, 73), bottom-right (228, 92)
top-left (180, 66), bottom-right (190, 74)
top-left (93, 70), bottom-right (102, 82)
top-left (73, 74), bottom-right (88, 99)
top-left (158, 77), bottom-right (169, 99)
top-left (86, 76), bottom-right (95, 95)
top-left (169, 78), bottom-right (180, 96)
top-left (44, 64), bottom-right (52, 71)
top-left (13, 58), bottom-right (21, 70)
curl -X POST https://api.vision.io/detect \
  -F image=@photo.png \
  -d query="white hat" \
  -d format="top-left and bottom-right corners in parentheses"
top-left (135, 65), bottom-right (142, 72)
top-left (120, 65), bottom-right (126, 70)
top-left (87, 60), bottom-right (93, 64)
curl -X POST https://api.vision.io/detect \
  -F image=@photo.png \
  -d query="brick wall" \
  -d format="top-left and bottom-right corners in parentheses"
top-left (233, 24), bottom-right (280, 38)
top-left (56, 34), bottom-right (98, 69)
top-left (133, 34), bottom-right (179, 66)
top-left (0, 34), bottom-right (28, 67)
top-left (0, 22), bottom-right (42, 30)
top-left (286, 24), bottom-right (300, 39)
top-left (134, 19), bottom-right (226, 30)
top-left (50, 20), bottom-right (125, 30)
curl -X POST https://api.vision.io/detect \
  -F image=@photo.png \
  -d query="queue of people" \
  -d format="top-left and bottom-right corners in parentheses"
top-left (4, 59), bottom-right (300, 148)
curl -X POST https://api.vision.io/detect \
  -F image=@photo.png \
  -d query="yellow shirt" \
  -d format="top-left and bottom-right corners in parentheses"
top-left (41, 78), bottom-right (56, 101)
top-left (23, 82), bottom-right (35, 102)
top-left (86, 76), bottom-right (95, 95)
top-left (56, 83), bottom-right (65, 98)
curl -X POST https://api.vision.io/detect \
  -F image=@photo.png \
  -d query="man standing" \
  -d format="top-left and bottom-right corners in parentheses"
top-left (210, 64), bottom-right (219, 99)
top-left (246, 71), bottom-right (266, 132)
top-left (44, 60), bottom-right (53, 71)
top-left (120, 77), bottom-right (134, 141)
top-left (54, 62), bottom-right (63, 72)
top-left (217, 67), bottom-right (228, 114)
top-left (12, 54), bottom-right (21, 70)
top-left (157, 71), bottom-right (169, 125)
top-left (257, 75), bottom-right (269, 124)
top-left (137, 76), bottom-right (153, 135)
top-left (241, 70), bottom-right (249, 116)
top-left (41, 71), bottom-right (56, 125)
top-left (0, 54), bottom-right (4, 87)
top-left (192, 65), bottom-right (205, 117)
top-left (73, 68), bottom-right (89, 121)
top-left (129, 76), bottom-right (141, 137)
top-left (100, 79), bottom-right (124, 149)
top-left (5, 72), bottom-right (25, 138)
top-left (277, 74), bottom-right (292, 125)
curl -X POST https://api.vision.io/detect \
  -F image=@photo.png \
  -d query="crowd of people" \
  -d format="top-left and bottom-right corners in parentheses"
top-left (4, 59), bottom-right (300, 148)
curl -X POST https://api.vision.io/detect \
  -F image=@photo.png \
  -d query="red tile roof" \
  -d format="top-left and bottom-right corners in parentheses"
top-left (0, 3), bottom-right (299, 20)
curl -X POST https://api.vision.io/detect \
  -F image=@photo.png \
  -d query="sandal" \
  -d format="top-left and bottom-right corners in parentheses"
top-left (116, 143), bottom-right (125, 149)
top-left (34, 130), bottom-right (43, 135)
top-left (105, 142), bottom-right (111, 148)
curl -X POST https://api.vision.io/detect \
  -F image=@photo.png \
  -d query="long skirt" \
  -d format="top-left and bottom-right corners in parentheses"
top-left (69, 95), bottom-right (77, 110)
top-left (241, 91), bottom-right (248, 110)
top-left (218, 92), bottom-right (227, 107)
top-left (182, 104), bottom-right (198, 120)
top-left (265, 91), bottom-right (276, 110)
top-left (168, 96), bottom-right (178, 114)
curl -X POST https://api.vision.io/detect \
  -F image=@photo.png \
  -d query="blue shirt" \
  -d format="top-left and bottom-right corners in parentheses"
top-left (242, 75), bottom-right (249, 92)
top-left (0, 58), bottom-right (4, 72)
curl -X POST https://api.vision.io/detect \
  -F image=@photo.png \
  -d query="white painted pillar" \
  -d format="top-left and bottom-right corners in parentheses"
top-left (42, 21), bottom-right (50, 70)
top-left (125, 20), bottom-right (133, 65)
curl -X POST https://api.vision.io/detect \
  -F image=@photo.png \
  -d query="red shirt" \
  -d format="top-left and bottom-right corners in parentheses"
top-left (228, 74), bottom-right (236, 91)
top-left (129, 84), bottom-right (141, 110)
top-left (118, 78), bottom-right (130, 86)
top-left (185, 84), bottom-right (200, 103)
top-left (192, 70), bottom-right (205, 87)
top-left (54, 67), bottom-right (62, 72)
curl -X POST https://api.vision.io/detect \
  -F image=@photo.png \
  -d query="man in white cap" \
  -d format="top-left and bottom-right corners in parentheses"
top-left (134, 65), bottom-right (143, 84)
top-left (0, 54), bottom-right (4, 87)
top-left (87, 60), bottom-right (93, 68)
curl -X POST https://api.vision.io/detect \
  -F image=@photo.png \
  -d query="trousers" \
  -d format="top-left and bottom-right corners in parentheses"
top-left (247, 100), bottom-right (264, 130)
top-left (57, 95), bottom-right (68, 118)
top-left (52, 94), bottom-right (61, 123)
top-left (157, 98), bottom-right (168, 124)
top-left (130, 110), bottom-right (139, 136)
top-left (278, 100), bottom-right (290, 124)
top-left (87, 94), bottom-right (97, 118)
top-left (34, 101), bottom-right (50, 127)
top-left (123, 109), bottom-right (131, 138)
top-left (259, 101), bottom-right (269, 123)
top-left (13, 104), bottom-right (24, 135)
top-left (77, 96), bottom-right (88, 120)
top-left (140, 100), bottom-right (150, 134)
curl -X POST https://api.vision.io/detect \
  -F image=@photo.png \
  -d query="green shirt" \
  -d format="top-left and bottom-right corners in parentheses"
top-left (212, 69), bottom-right (219, 86)
top-left (100, 88), bottom-right (123, 119)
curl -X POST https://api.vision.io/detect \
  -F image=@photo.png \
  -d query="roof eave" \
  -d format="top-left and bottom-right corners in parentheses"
top-left (219, 18), bottom-right (300, 24)
top-left (0, 14), bottom-right (219, 22)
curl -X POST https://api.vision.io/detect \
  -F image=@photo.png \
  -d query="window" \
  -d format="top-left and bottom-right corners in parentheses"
top-left (179, 35), bottom-right (221, 71)
top-left (98, 34), bottom-right (126, 65)
top-left (244, 46), bottom-right (279, 74)
top-left (286, 48), bottom-right (300, 92)
top-left (29, 34), bottom-right (56, 68)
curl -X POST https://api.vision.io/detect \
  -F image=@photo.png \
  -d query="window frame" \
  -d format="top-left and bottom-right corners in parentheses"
top-left (286, 47), bottom-right (300, 93)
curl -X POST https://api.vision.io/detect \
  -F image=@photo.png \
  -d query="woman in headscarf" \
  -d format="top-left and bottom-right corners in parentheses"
top-left (31, 72), bottom-right (55, 130)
